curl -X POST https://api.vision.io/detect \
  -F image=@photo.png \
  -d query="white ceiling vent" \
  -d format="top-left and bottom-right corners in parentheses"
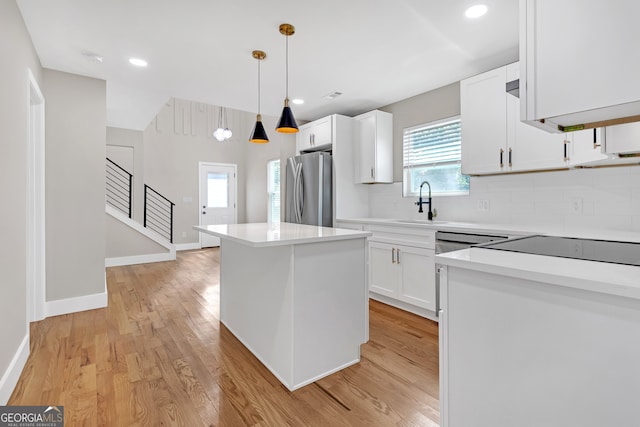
top-left (323, 91), bottom-right (343, 100)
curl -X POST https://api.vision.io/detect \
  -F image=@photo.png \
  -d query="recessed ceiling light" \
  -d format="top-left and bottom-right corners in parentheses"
top-left (129, 58), bottom-right (148, 67)
top-left (291, 98), bottom-right (304, 105)
top-left (465, 4), bottom-right (488, 19)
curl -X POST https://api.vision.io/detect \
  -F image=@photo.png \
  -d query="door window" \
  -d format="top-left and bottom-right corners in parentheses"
top-left (207, 172), bottom-right (229, 208)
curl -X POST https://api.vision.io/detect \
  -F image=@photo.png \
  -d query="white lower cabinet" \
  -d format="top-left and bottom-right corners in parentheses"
top-left (369, 241), bottom-right (436, 312)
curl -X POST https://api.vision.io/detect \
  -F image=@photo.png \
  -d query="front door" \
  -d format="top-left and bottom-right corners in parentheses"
top-left (199, 163), bottom-right (237, 247)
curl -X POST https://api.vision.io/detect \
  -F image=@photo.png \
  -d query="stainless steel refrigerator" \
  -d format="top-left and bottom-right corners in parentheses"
top-left (285, 152), bottom-right (333, 227)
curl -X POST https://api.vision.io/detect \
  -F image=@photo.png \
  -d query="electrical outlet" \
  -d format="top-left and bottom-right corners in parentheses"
top-left (477, 199), bottom-right (490, 212)
top-left (568, 197), bottom-right (583, 214)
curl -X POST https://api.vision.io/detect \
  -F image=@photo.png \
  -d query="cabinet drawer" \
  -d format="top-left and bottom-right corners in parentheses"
top-left (367, 224), bottom-right (435, 249)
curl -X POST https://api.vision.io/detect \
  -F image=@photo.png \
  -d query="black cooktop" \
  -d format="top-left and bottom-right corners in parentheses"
top-left (478, 235), bottom-right (640, 267)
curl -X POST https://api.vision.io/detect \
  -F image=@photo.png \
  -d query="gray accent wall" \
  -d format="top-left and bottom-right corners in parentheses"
top-left (380, 82), bottom-right (461, 183)
top-left (44, 69), bottom-right (106, 301)
top-left (0, 0), bottom-right (42, 400)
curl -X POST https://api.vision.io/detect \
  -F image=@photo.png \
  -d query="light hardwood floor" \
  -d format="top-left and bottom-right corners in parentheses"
top-left (9, 248), bottom-right (440, 426)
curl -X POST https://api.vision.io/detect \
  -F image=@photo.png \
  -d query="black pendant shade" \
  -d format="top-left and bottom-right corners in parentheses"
top-left (276, 101), bottom-right (298, 134)
top-left (249, 114), bottom-right (269, 143)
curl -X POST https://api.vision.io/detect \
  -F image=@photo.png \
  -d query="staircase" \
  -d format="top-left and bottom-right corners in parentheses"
top-left (105, 157), bottom-right (176, 266)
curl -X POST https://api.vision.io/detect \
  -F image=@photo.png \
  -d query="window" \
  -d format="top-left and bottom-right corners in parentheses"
top-left (403, 116), bottom-right (469, 197)
top-left (267, 159), bottom-right (281, 222)
top-left (207, 172), bottom-right (229, 208)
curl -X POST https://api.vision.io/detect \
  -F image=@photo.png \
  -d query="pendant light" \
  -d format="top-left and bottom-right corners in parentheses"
top-left (214, 107), bottom-right (232, 141)
top-left (276, 23), bottom-right (299, 134)
top-left (249, 50), bottom-right (269, 143)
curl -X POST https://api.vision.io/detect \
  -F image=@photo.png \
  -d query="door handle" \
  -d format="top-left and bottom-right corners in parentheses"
top-left (396, 248), bottom-right (400, 264)
top-left (508, 147), bottom-right (512, 167)
top-left (499, 148), bottom-right (504, 167)
top-left (391, 248), bottom-right (396, 264)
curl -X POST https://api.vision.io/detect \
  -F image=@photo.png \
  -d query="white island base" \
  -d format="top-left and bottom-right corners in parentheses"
top-left (195, 223), bottom-right (370, 391)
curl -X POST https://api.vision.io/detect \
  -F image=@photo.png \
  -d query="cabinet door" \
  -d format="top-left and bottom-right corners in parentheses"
top-left (521, 0), bottom-right (640, 128)
top-left (369, 241), bottom-right (398, 298)
top-left (397, 246), bottom-right (436, 311)
top-left (461, 66), bottom-right (508, 175)
top-left (311, 116), bottom-right (333, 147)
top-left (605, 122), bottom-right (640, 155)
top-left (296, 125), bottom-right (314, 153)
top-left (356, 112), bottom-right (377, 183)
top-left (509, 93), bottom-right (567, 172)
top-left (569, 128), bottom-right (609, 165)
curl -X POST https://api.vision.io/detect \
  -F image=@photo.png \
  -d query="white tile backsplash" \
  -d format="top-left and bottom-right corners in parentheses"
top-left (367, 165), bottom-right (640, 233)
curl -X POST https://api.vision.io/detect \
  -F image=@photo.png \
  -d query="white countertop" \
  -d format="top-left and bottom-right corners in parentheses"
top-left (436, 247), bottom-right (640, 301)
top-left (194, 222), bottom-right (372, 248)
top-left (337, 217), bottom-right (640, 242)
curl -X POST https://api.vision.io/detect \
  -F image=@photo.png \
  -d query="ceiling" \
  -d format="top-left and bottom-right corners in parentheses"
top-left (17, 0), bottom-right (519, 131)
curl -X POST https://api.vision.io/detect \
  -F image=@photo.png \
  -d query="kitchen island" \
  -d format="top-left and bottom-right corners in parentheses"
top-left (194, 222), bottom-right (371, 391)
top-left (436, 243), bottom-right (640, 427)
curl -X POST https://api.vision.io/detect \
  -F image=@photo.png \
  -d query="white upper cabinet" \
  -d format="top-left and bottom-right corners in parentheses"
top-left (604, 122), bottom-right (640, 155)
top-left (566, 128), bottom-right (609, 165)
top-left (461, 62), bottom-right (610, 175)
top-left (296, 115), bottom-right (333, 153)
top-left (460, 66), bottom-right (508, 175)
top-left (354, 110), bottom-right (393, 183)
top-left (520, 0), bottom-right (640, 132)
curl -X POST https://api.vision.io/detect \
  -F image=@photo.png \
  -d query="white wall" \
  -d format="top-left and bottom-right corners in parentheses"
top-left (105, 214), bottom-right (169, 257)
top-left (44, 69), bottom-right (107, 301)
top-left (0, 0), bottom-right (43, 403)
top-left (107, 127), bottom-right (144, 223)
top-left (142, 99), bottom-right (295, 244)
top-left (370, 81), bottom-right (640, 233)
top-left (245, 114), bottom-right (297, 223)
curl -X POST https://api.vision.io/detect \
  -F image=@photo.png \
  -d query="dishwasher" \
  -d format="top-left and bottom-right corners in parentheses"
top-left (435, 231), bottom-right (509, 315)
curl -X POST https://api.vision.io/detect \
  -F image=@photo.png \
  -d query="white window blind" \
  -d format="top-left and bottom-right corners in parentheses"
top-left (402, 117), bottom-right (469, 196)
top-left (267, 159), bottom-right (280, 222)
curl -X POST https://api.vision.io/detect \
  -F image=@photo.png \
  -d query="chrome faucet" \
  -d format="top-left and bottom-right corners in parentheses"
top-left (415, 181), bottom-right (433, 220)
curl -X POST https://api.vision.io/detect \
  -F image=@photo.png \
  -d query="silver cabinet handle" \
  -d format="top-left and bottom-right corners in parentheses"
top-left (499, 148), bottom-right (504, 167)
top-left (370, 167), bottom-right (374, 179)
top-left (396, 248), bottom-right (400, 264)
top-left (391, 248), bottom-right (396, 264)
top-left (508, 147), bottom-right (513, 167)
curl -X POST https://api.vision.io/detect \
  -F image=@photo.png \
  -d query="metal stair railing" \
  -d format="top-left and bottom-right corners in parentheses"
top-left (106, 158), bottom-right (133, 218)
top-left (144, 184), bottom-right (175, 243)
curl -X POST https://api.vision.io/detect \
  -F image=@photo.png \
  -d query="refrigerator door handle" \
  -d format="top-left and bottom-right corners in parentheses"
top-left (295, 162), bottom-right (303, 223)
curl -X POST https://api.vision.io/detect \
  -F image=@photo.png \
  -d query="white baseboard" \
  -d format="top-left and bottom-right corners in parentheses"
top-left (105, 251), bottom-right (176, 267)
top-left (0, 334), bottom-right (29, 405)
top-left (369, 292), bottom-right (439, 322)
top-left (175, 242), bottom-right (202, 251)
top-left (45, 284), bottom-right (108, 318)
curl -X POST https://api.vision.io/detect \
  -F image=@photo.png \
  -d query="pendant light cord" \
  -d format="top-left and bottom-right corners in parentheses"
top-left (285, 35), bottom-right (289, 99)
top-left (257, 58), bottom-right (261, 114)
